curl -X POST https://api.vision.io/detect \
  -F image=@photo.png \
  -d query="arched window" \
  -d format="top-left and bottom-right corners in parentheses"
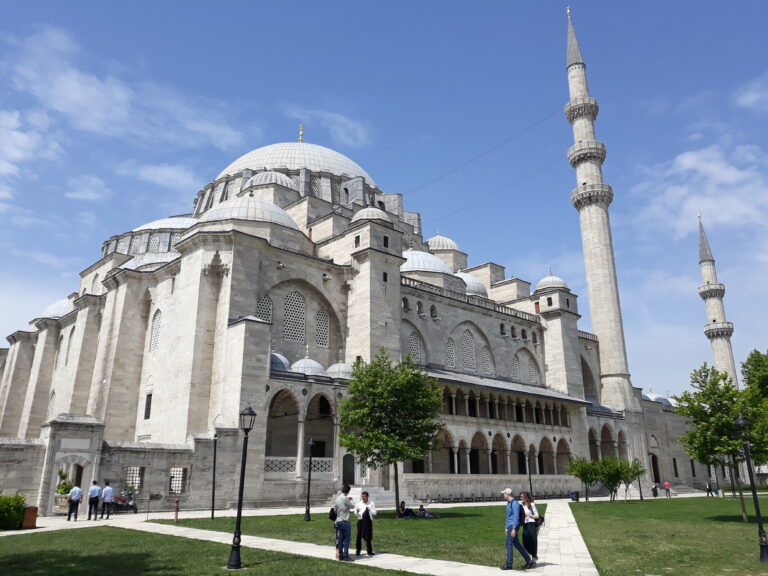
top-left (532, 331), bottom-right (538, 344)
top-left (522, 329), bottom-right (528, 341)
top-left (54, 335), bottom-right (64, 368)
top-left (65, 327), bottom-right (76, 366)
top-left (170, 234), bottom-right (181, 249)
top-left (500, 323), bottom-right (506, 336)
top-left (430, 305), bottom-right (438, 319)
top-left (460, 329), bottom-right (476, 372)
top-left (446, 338), bottom-right (456, 368)
top-left (219, 180), bottom-right (230, 202)
top-left (408, 331), bottom-right (422, 364)
top-left (256, 296), bottom-right (273, 323)
top-left (417, 301), bottom-right (424, 316)
top-left (148, 235), bottom-right (161, 253)
top-left (283, 291), bottom-right (306, 343)
top-left (528, 357), bottom-right (540, 385)
top-left (511, 354), bottom-right (520, 380)
top-left (91, 273), bottom-right (100, 294)
top-left (401, 297), bottom-right (410, 311)
top-left (316, 308), bottom-right (329, 348)
top-left (510, 326), bottom-right (517, 339)
top-left (149, 310), bottom-right (162, 352)
top-left (481, 345), bottom-right (494, 375)
top-left (46, 390), bottom-right (56, 421)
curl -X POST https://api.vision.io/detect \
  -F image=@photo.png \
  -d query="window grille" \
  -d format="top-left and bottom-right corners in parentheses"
top-left (170, 234), bottom-right (181, 249)
top-left (446, 338), bottom-right (456, 368)
top-left (65, 327), bottom-right (76, 366)
top-left (331, 179), bottom-right (340, 202)
top-left (124, 466), bottom-right (145, 492)
top-left (144, 393), bottom-right (153, 420)
top-left (311, 176), bottom-right (321, 196)
top-left (149, 310), bottom-right (162, 352)
top-left (460, 329), bottom-right (476, 372)
top-left (408, 331), bottom-right (422, 364)
top-left (283, 291), bottom-right (306, 343)
top-left (528, 358), bottom-right (539, 385)
top-left (117, 238), bottom-right (130, 253)
top-left (148, 235), bottom-right (161, 253)
top-left (256, 296), bottom-right (273, 323)
top-left (511, 354), bottom-right (520, 380)
top-left (129, 236), bottom-right (141, 254)
top-left (46, 390), bottom-right (56, 421)
top-left (481, 345), bottom-right (494, 375)
top-left (169, 467), bottom-right (187, 493)
top-left (316, 308), bottom-right (329, 348)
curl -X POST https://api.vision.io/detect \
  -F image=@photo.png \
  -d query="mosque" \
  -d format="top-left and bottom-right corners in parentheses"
top-left (0, 14), bottom-right (738, 514)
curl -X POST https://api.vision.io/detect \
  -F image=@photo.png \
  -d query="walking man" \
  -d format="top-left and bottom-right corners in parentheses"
top-left (354, 491), bottom-right (377, 556)
top-left (663, 480), bottom-right (671, 498)
top-left (67, 483), bottom-right (83, 521)
top-left (705, 482), bottom-right (714, 497)
top-left (500, 488), bottom-right (532, 570)
top-left (334, 484), bottom-right (355, 561)
top-left (100, 481), bottom-right (114, 519)
top-left (87, 480), bottom-right (102, 520)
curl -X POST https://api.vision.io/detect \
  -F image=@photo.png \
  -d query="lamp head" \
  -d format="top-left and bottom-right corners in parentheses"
top-left (240, 405), bottom-right (257, 433)
top-left (735, 415), bottom-right (750, 428)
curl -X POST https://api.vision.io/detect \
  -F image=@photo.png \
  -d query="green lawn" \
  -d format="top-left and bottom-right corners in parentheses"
top-left (572, 496), bottom-right (768, 576)
top-left (0, 526), bottom-right (417, 576)
top-left (159, 504), bottom-right (544, 568)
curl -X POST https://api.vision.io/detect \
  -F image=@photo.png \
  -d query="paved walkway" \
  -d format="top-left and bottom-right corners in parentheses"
top-left (1, 499), bottom-right (600, 576)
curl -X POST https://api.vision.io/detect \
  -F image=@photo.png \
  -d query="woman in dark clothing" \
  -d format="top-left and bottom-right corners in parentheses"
top-left (520, 492), bottom-right (540, 567)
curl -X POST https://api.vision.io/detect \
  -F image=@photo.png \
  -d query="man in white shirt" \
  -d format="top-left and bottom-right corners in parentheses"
top-left (87, 480), bottom-right (102, 520)
top-left (354, 491), bottom-right (377, 556)
top-left (67, 483), bottom-right (83, 521)
top-left (100, 481), bottom-right (114, 519)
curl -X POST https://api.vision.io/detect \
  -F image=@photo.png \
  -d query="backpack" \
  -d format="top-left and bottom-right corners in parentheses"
top-left (329, 506), bottom-right (337, 521)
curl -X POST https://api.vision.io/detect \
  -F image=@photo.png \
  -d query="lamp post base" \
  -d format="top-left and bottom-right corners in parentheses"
top-left (304, 506), bottom-right (311, 522)
top-left (227, 537), bottom-right (242, 570)
top-left (760, 541), bottom-right (768, 563)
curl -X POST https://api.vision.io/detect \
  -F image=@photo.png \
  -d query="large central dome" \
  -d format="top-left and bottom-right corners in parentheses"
top-left (217, 142), bottom-right (377, 188)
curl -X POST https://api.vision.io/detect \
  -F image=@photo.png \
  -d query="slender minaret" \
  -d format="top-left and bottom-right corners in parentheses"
top-left (697, 215), bottom-right (738, 385)
top-left (565, 10), bottom-right (637, 411)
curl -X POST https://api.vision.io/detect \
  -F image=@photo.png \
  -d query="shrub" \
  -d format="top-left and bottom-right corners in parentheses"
top-left (0, 492), bottom-right (26, 530)
top-left (55, 481), bottom-right (74, 495)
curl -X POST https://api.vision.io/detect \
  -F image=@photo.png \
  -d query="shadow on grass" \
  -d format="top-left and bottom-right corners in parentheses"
top-left (706, 514), bottom-right (756, 524)
top-left (2, 551), bottom-right (149, 576)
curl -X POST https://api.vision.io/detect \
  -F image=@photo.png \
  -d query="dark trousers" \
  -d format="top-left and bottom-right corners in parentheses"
top-left (101, 501), bottom-right (112, 519)
top-left (67, 499), bottom-right (80, 520)
top-left (88, 496), bottom-right (100, 519)
top-left (522, 522), bottom-right (538, 558)
top-left (355, 520), bottom-right (373, 554)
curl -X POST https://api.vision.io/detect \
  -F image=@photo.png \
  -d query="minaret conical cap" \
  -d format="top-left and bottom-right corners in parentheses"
top-left (698, 215), bottom-right (714, 263)
top-left (567, 8), bottom-right (585, 68)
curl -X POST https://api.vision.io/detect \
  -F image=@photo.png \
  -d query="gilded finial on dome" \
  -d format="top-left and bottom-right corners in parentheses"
top-left (299, 123), bottom-right (304, 143)
top-left (549, 266), bottom-right (553, 276)
top-left (697, 210), bottom-right (702, 221)
top-left (566, 6), bottom-right (571, 18)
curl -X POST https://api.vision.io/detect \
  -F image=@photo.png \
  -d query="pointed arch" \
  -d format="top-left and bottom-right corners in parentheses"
top-left (588, 427), bottom-right (600, 461)
top-left (581, 356), bottom-right (599, 403)
top-left (617, 429), bottom-right (628, 461)
top-left (305, 393), bottom-right (334, 458)
top-left (601, 424), bottom-right (617, 458)
top-left (481, 344), bottom-right (494, 375)
top-left (470, 431), bottom-right (489, 474)
top-left (512, 435), bottom-right (527, 474)
top-left (433, 429), bottom-right (455, 474)
top-left (538, 437), bottom-right (555, 474)
top-left (46, 390), bottom-right (56, 421)
top-left (491, 433), bottom-right (508, 474)
top-left (65, 326), bottom-right (76, 366)
top-left (556, 438), bottom-right (571, 474)
top-left (266, 389), bottom-right (300, 457)
top-left (149, 309), bottom-right (162, 351)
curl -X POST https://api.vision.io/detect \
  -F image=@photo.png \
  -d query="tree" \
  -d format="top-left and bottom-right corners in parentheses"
top-left (339, 350), bottom-right (444, 512)
top-left (620, 460), bottom-right (647, 501)
top-left (567, 457), bottom-right (598, 502)
top-left (742, 349), bottom-right (768, 399)
top-left (596, 457), bottom-right (627, 501)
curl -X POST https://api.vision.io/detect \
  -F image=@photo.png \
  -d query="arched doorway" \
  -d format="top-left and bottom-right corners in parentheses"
top-left (650, 453), bottom-right (661, 484)
top-left (342, 454), bottom-right (355, 485)
top-left (512, 435), bottom-right (527, 474)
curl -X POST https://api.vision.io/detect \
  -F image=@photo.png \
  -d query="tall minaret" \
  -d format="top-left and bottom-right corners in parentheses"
top-left (697, 215), bottom-right (738, 385)
top-left (564, 10), bottom-right (638, 411)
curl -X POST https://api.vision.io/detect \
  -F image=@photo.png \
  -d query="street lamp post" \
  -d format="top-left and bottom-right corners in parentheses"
top-left (526, 451), bottom-right (534, 498)
top-left (304, 439), bottom-right (316, 521)
top-left (735, 416), bottom-right (768, 563)
top-left (227, 405), bottom-right (257, 570)
top-left (211, 413), bottom-right (222, 519)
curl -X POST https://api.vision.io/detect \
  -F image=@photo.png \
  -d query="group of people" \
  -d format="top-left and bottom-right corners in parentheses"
top-left (66, 480), bottom-right (114, 521)
top-left (501, 488), bottom-right (541, 570)
top-left (333, 484), bottom-right (378, 561)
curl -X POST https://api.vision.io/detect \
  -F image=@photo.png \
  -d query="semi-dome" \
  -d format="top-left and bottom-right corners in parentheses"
top-left (40, 298), bottom-right (72, 319)
top-left (291, 357), bottom-right (327, 377)
top-left (270, 352), bottom-right (291, 371)
top-left (351, 206), bottom-right (392, 224)
top-left (217, 142), bottom-right (378, 187)
top-left (427, 232), bottom-right (460, 252)
top-left (535, 272), bottom-right (569, 292)
top-left (455, 271), bottom-right (488, 298)
top-left (245, 170), bottom-right (298, 191)
top-left (401, 249), bottom-right (454, 275)
top-left (132, 216), bottom-right (198, 232)
top-left (200, 194), bottom-right (299, 230)
top-left (121, 252), bottom-right (180, 271)
top-left (327, 362), bottom-right (354, 379)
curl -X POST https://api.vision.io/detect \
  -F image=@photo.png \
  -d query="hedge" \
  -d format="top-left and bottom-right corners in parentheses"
top-left (0, 492), bottom-right (26, 530)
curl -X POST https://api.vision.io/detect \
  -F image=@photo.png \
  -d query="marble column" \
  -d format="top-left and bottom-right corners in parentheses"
top-left (295, 419), bottom-right (305, 480)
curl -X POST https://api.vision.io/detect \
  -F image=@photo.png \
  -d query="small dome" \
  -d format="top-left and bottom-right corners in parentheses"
top-left (535, 272), bottom-right (569, 292)
top-left (132, 216), bottom-right (198, 232)
top-left (427, 233), bottom-right (460, 252)
top-left (40, 298), bottom-right (72, 319)
top-left (246, 171), bottom-right (298, 191)
top-left (200, 194), bottom-right (299, 230)
top-left (121, 252), bottom-right (180, 271)
top-left (217, 142), bottom-right (377, 187)
top-left (270, 352), bottom-right (291, 371)
top-left (401, 249), bottom-right (453, 275)
top-left (327, 362), bottom-right (354, 380)
top-left (455, 271), bottom-right (488, 298)
top-left (291, 357), bottom-right (327, 377)
top-left (351, 207), bottom-right (392, 224)
top-left (646, 393), bottom-right (673, 407)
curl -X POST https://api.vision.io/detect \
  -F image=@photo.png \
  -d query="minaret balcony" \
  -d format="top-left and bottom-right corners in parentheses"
top-left (564, 97), bottom-right (599, 123)
top-left (570, 183), bottom-right (613, 210)
top-left (567, 140), bottom-right (606, 167)
top-left (703, 321), bottom-right (734, 339)
top-left (698, 283), bottom-right (725, 300)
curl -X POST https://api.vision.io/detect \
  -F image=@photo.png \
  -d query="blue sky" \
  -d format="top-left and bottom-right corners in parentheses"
top-left (1, 1), bottom-right (766, 397)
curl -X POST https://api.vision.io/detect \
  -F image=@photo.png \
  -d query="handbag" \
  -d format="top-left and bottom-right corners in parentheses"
top-left (535, 515), bottom-right (545, 527)
top-left (329, 506), bottom-right (337, 521)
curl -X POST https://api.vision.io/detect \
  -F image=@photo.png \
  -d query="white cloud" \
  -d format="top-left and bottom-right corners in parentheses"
top-left (8, 26), bottom-right (244, 151)
top-left (12, 248), bottom-right (79, 268)
top-left (133, 163), bottom-right (202, 193)
top-left (733, 72), bottom-right (768, 112)
top-left (65, 174), bottom-right (111, 201)
top-left (286, 106), bottom-right (371, 148)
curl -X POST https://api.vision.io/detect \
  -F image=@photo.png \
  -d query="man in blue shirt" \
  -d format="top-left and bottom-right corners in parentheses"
top-left (87, 480), bottom-right (102, 520)
top-left (501, 488), bottom-right (532, 570)
top-left (100, 481), bottom-right (114, 519)
top-left (67, 483), bottom-right (84, 522)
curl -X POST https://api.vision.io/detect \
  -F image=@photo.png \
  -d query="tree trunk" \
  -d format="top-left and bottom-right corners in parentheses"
top-left (730, 455), bottom-right (748, 523)
top-left (393, 462), bottom-right (400, 516)
top-left (585, 484), bottom-right (589, 502)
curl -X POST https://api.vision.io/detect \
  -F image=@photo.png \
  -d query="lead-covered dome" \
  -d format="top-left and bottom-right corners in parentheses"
top-left (245, 170), bottom-right (298, 191)
top-left (351, 206), bottom-right (392, 224)
top-left (121, 252), bottom-right (180, 271)
top-left (535, 272), bottom-right (569, 292)
top-left (291, 357), bottom-right (327, 377)
top-left (200, 194), bottom-right (299, 230)
top-left (217, 142), bottom-right (378, 188)
top-left (132, 216), bottom-right (198, 232)
top-left (401, 249), bottom-right (454, 274)
top-left (327, 362), bottom-right (354, 380)
top-left (40, 298), bottom-right (72, 319)
top-left (427, 232), bottom-right (460, 252)
top-left (455, 271), bottom-right (488, 298)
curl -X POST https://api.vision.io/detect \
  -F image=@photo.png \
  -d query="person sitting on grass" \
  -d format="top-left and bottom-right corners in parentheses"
top-left (398, 501), bottom-right (417, 518)
top-left (417, 504), bottom-right (440, 518)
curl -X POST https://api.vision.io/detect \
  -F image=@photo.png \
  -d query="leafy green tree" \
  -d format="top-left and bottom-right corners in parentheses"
top-left (567, 457), bottom-right (599, 502)
top-left (742, 349), bottom-right (768, 399)
top-left (596, 457), bottom-right (627, 501)
top-left (620, 460), bottom-right (647, 501)
top-left (339, 350), bottom-right (443, 512)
